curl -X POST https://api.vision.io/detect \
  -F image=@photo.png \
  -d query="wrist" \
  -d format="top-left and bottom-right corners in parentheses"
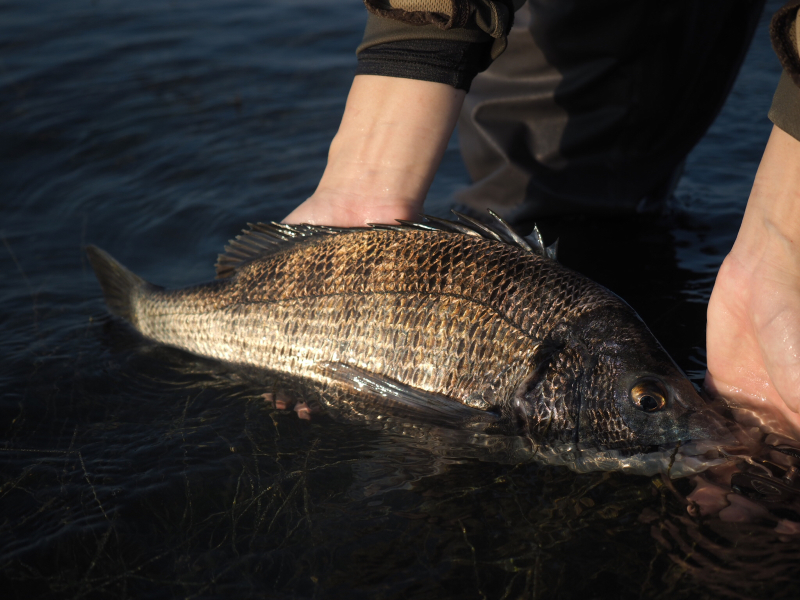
top-left (729, 126), bottom-right (800, 278)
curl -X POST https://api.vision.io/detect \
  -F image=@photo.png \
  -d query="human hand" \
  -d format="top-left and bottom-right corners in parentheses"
top-left (705, 126), bottom-right (800, 438)
top-left (283, 188), bottom-right (421, 228)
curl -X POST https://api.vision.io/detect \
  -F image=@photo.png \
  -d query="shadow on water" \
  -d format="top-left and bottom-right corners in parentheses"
top-left (2, 0), bottom-right (800, 598)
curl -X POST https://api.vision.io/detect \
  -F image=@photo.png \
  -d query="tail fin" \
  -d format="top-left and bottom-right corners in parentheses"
top-left (86, 245), bottom-right (155, 324)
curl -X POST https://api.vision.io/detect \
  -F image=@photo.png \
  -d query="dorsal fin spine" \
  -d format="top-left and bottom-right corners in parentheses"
top-left (215, 211), bottom-right (557, 279)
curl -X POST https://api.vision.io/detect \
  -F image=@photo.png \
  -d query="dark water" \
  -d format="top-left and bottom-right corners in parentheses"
top-left (2, 1), bottom-right (799, 598)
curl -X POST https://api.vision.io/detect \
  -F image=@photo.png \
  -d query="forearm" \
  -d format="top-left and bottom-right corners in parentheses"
top-left (319, 74), bottom-right (465, 210)
top-left (730, 126), bottom-right (800, 275)
top-left (283, 74), bottom-right (465, 226)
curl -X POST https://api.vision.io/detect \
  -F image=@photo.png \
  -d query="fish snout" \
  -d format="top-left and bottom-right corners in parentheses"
top-left (686, 407), bottom-right (737, 448)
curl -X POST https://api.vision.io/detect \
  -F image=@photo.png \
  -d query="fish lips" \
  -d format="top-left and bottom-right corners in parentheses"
top-left (616, 374), bottom-right (735, 449)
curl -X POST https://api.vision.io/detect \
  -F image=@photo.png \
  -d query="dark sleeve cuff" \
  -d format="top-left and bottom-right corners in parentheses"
top-left (769, 69), bottom-right (800, 142)
top-left (356, 38), bottom-right (494, 92)
top-left (771, 1), bottom-right (800, 87)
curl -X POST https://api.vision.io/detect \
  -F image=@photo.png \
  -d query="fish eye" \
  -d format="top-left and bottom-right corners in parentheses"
top-left (630, 380), bottom-right (667, 412)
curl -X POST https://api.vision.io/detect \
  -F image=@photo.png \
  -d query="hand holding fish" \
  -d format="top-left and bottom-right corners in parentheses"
top-left (287, 76), bottom-right (800, 446)
top-left (706, 125), bottom-right (800, 437)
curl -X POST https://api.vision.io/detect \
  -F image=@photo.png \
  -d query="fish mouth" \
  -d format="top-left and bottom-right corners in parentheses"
top-left (685, 407), bottom-right (738, 447)
top-left (657, 439), bottom-right (730, 478)
top-left (617, 407), bottom-right (739, 478)
top-left (532, 442), bottom-right (729, 477)
top-left (548, 407), bottom-right (738, 477)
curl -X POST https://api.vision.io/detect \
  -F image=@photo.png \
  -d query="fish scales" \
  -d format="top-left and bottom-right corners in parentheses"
top-left (87, 215), bottom-right (734, 476)
top-left (130, 230), bottom-right (606, 406)
top-left (128, 232), bottom-right (556, 406)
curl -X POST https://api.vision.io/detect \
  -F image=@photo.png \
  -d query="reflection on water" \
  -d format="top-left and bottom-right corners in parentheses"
top-left (1, 0), bottom-right (799, 598)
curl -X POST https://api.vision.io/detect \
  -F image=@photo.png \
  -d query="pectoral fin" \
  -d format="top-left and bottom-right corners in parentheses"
top-left (315, 362), bottom-right (499, 430)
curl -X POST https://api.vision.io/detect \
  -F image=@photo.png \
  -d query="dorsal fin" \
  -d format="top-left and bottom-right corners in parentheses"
top-left (423, 210), bottom-right (559, 261)
top-left (215, 211), bottom-right (558, 279)
top-left (215, 222), bottom-right (367, 279)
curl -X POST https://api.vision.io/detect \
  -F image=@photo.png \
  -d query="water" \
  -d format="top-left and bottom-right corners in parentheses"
top-left (1, 1), bottom-right (798, 598)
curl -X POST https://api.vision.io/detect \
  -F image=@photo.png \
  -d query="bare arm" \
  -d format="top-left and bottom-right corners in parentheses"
top-left (706, 125), bottom-right (800, 435)
top-left (283, 74), bottom-right (466, 227)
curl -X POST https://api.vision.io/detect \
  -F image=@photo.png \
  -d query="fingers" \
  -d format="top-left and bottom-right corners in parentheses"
top-left (263, 391), bottom-right (313, 420)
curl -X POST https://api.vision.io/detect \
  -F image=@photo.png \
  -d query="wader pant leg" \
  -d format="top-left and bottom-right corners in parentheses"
top-left (455, 0), bottom-right (766, 222)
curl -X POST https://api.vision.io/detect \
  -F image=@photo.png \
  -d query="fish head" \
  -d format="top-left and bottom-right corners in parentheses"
top-left (583, 307), bottom-right (735, 475)
top-left (515, 305), bottom-right (734, 476)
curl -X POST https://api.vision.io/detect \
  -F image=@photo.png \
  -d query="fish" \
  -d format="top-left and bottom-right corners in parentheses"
top-left (86, 212), bottom-right (733, 476)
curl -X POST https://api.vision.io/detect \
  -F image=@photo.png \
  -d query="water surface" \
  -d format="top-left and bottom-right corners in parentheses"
top-left (2, 1), bottom-right (799, 598)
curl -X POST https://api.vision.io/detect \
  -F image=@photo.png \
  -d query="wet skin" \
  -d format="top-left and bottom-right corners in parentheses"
top-left (706, 126), bottom-right (800, 438)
